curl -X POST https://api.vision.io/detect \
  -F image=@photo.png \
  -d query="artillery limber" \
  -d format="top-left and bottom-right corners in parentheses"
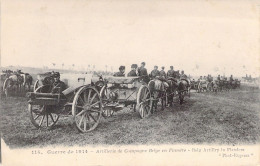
top-left (99, 76), bottom-right (152, 118)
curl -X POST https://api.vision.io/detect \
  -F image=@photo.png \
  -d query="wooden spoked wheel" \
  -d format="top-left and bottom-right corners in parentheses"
top-left (137, 85), bottom-right (152, 118)
top-left (72, 86), bottom-right (102, 133)
top-left (100, 86), bottom-right (114, 118)
top-left (29, 104), bottom-right (59, 129)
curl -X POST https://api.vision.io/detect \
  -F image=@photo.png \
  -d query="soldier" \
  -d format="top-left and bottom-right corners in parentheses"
top-left (198, 76), bottom-right (203, 81)
top-left (175, 70), bottom-right (181, 79)
top-left (229, 75), bottom-right (234, 82)
top-left (180, 70), bottom-right (187, 79)
top-left (113, 66), bottom-right (125, 77)
top-left (51, 72), bottom-right (67, 94)
top-left (137, 62), bottom-right (148, 76)
top-left (127, 64), bottom-right (138, 77)
top-left (217, 75), bottom-right (221, 81)
top-left (167, 66), bottom-right (175, 78)
top-left (150, 65), bottom-right (160, 79)
top-left (160, 66), bottom-right (167, 78)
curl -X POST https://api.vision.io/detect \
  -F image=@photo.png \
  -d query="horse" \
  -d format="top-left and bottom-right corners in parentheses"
top-left (148, 78), bottom-right (168, 112)
top-left (3, 74), bottom-right (24, 96)
top-left (21, 73), bottom-right (33, 91)
top-left (148, 76), bottom-right (189, 112)
top-left (177, 79), bottom-right (190, 105)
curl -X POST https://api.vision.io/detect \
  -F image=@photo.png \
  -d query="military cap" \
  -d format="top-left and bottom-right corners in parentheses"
top-left (119, 66), bottom-right (125, 70)
top-left (141, 62), bottom-right (145, 65)
top-left (162, 66), bottom-right (165, 69)
top-left (131, 64), bottom-right (137, 68)
top-left (154, 65), bottom-right (158, 68)
top-left (53, 72), bottom-right (60, 78)
top-left (170, 66), bottom-right (173, 68)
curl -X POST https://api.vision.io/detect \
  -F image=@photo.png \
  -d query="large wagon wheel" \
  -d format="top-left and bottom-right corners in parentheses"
top-left (29, 104), bottom-right (59, 129)
top-left (100, 85), bottom-right (114, 118)
top-left (29, 84), bottom-right (59, 129)
top-left (72, 86), bottom-right (102, 133)
top-left (137, 85), bottom-right (152, 118)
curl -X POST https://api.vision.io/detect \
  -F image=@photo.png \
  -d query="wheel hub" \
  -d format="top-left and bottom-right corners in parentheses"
top-left (83, 104), bottom-right (91, 111)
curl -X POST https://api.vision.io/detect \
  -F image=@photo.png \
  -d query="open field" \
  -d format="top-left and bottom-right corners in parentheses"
top-left (0, 87), bottom-right (260, 148)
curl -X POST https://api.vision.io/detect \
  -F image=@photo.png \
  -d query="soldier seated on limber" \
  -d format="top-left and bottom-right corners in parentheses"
top-left (51, 72), bottom-right (67, 94)
top-left (150, 65), bottom-right (160, 79)
top-left (113, 66), bottom-right (125, 77)
top-left (127, 64), bottom-right (137, 77)
top-left (180, 70), bottom-right (190, 87)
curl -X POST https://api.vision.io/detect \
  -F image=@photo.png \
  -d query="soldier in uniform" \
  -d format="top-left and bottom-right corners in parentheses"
top-left (167, 66), bottom-right (175, 78)
top-left (160, 66), bottom-right (167, 78)
top-left (229, 75), bottom-right (234, 82)
top-left (175, 70), bottom-right (180, 79)
top-left (180, 70), bottom-right (187, 79)
top-left (137, 62), bottom-right (148, 76)
top-left (217, 75), bottom-right (221, 81)
top-left (127, 64), bottom-right (138, 77)
top-left (113, 66), bottom-right (125, 77)
top-left (150, 65), bottom-right (160, 79)
top-left (51, 72), bottom-right (67, 94)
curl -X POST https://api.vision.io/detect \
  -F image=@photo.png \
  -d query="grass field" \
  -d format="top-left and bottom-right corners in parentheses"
top-left (0, 87), bottom-right (259, 148)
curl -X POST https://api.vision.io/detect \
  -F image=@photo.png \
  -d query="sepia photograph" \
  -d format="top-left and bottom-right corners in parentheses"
top-left (1, 0), bottom-right (260, 165)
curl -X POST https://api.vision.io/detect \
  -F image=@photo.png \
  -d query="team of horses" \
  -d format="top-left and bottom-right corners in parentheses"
top-left (190, 78), bottom-right (241, 93)
top-left (1, 70), bottom-right (33, 96)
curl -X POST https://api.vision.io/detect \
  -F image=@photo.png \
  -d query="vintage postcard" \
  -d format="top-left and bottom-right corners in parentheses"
top-left (1, 0), bottom-right (260, 165)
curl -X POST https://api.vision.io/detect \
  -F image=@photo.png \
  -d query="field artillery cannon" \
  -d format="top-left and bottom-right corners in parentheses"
top-left (27, 73), bottom-right (105, 132)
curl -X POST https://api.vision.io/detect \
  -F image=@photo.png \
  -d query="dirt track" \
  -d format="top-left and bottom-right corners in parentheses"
top-left (0, 88), bottom-right (259, 148)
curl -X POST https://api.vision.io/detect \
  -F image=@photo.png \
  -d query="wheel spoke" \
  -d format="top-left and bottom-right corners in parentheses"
top-left (78, 96), bottom-right (85, 105)
top-left (144, 90), bottom-right (149, 99)
top-left (49, 113), bottom-right (55, 122)
top-left (84, 115), bottom-right (88, 131)
top-left (46, 114), bottom-right (49, 127)
top-left (34, 115), bottom-right (40, 120)
top-left (90, 101), bottom-right (100, 107)
top-left (39, 115), bottom-right (45, 126)
top-left (89, 113), bottom-right (97, 122)
top-left (77, 109), bottom-right (86, 117)
top-left (83, 91), bottom-right (88, 102)
top-left (143, 88), bottom-right (147, 99)
top-left (88, 89), bottom-right (92, 103)
top-left (76, 105), bottom-right (84, 109)
top-left (90, 93), bottom-right (97, 104)
top-left (79, 114), bottom-right (84, 127)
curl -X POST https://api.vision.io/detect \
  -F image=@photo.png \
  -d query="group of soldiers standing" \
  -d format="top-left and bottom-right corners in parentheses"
top-left (113, 62), bottom-right (188, 80)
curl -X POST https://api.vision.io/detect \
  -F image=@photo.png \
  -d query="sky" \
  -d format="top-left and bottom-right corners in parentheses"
top-left (1, 0), bottom-right (259, 76)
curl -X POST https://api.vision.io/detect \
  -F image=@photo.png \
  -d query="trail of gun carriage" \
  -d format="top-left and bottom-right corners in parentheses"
top-left (0, 64), bottom-right (259, 147)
